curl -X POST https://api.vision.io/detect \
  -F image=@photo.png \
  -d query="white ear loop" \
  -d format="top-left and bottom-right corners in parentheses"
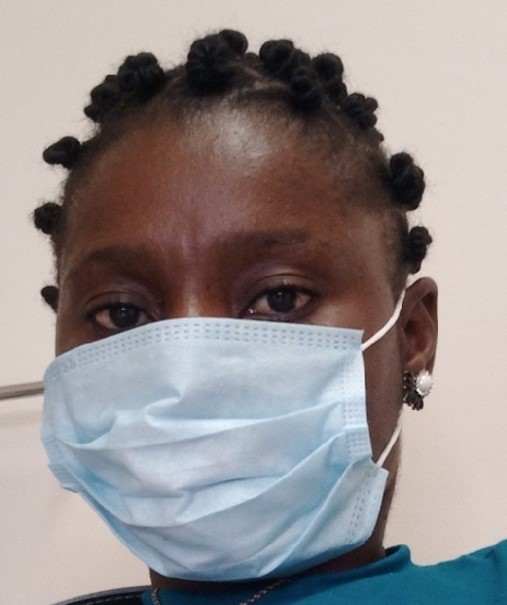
top-left (361, 290), bottom-right (406, 352)
top-left (358, 291), bottom-right (405, 467)
top-left (375, 417), bottom-right (402, 468)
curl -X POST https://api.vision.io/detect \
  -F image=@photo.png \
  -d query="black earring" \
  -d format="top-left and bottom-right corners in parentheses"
top-left (403, 370), bottom-right (433, 410)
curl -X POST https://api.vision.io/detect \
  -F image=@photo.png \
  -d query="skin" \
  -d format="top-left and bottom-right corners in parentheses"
top-left (54, 104), bottom-right (438, 591)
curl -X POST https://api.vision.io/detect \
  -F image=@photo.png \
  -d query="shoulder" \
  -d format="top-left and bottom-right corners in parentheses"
top-left (276, 542), bottom-right (507, 604)
top-left (387, 541), bottom-right (507, 603)
top-left (427, 539), bottom-right (507, 579)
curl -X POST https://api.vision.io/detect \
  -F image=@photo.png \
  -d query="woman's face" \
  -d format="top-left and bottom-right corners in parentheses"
top-left (54, 106), bottom-right (437, 557)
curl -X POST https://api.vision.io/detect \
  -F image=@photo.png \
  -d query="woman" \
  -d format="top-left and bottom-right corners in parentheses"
top-left (34, 30), bottom-right (505, 604)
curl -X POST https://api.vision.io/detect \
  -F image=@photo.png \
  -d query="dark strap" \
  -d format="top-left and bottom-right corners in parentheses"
top-left (52, 586), bottom-right (149, 605)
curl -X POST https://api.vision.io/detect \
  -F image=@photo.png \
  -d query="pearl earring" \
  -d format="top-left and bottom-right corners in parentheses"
top-left (403, 369), bottom-right (433, 410)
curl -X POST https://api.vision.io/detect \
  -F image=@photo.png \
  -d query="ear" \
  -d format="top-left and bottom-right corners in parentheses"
top-left (398, 277), bottom-right (438, 373)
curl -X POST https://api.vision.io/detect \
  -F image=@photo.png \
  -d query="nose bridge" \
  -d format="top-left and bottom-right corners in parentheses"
top-left (156, 220), bottom-right (232, 319)
top-left (168, 280), bottom-right (229, 319)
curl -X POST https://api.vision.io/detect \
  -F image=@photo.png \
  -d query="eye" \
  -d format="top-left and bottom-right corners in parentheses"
top-left (246, 284), bottom-right (313, 318)
top-left (87, 303), bottom-right (152, 332)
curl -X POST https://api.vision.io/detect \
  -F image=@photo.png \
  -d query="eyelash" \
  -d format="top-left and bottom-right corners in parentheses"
top-left (85, 282), bottom-right (317, 333)
top-left (85, 301), bottom-right (153, 333)
top-left (244, 283), bottom-right (315, 320)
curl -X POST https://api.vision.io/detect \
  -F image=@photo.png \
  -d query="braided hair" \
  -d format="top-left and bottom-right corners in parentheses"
top-left (34, 30), bottom-right (431, 310)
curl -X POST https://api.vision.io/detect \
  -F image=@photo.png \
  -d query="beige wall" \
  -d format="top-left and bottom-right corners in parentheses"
top-left (1, 1), bottom-right (506, 603)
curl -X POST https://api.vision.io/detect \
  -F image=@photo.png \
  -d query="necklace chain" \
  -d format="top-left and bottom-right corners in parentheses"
top-left (238, 579), bottom-right (285, 605)
top-left (150, 579), bottom-right (286, 605)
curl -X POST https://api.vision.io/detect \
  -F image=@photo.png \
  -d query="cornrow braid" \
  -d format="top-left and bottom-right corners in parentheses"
top-left (35, 29), bottom-right (432, 308)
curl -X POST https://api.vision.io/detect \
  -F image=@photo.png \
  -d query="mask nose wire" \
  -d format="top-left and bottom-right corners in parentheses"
top-left (360, 290), bottom-right (406, 352)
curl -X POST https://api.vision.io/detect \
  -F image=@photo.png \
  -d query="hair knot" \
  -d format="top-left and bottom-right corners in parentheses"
top-left (218, 29), bottom-right (248, 55)
top-left (186, 33), bottom-right (241, 93)
top-left (312, 53), bottom-right (347, 103)
top-left (40, 285), bottom-right (59, 311)
top-left (84, 75), bottom-right (121, 122)
top-left (42, 136), bottom-right (82, 169)
top-left (288, 68), bottom-right (323, 112)
top-left (406, 226), bottom-right (432, 271)
top-left (389, 152), bottom-right (425, 209)
top-left (117, 52), bottom-right (165, 96)
top-left (341, 93), bottom-right (378, 130)
top-left (33, 202), bottom-right (62, 235)
top-left (259, 40), bottom-right (311, 83)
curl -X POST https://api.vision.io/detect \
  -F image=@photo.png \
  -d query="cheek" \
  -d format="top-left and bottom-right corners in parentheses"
top-left (54, 307), bottom-right (72, 355)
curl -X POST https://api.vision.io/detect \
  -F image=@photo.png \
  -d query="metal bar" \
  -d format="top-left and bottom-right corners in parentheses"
top-left (0, 381), bottom-right (44, 401)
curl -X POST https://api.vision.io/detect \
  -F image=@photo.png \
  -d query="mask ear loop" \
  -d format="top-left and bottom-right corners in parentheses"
top-left (359, 291), bottom-right (406, 467)
top-left (361, 290), bottom-right (406, 352)
top-left (376, 419), bottom-right (402, 468)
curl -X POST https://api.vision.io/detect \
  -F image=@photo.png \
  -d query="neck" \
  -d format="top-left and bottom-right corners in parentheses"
top-left (149, 537), bottom-right (386, 593)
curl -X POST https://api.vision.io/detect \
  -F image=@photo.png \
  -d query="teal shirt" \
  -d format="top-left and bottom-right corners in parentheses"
top-left (142, 541), bottom-right (507, 604)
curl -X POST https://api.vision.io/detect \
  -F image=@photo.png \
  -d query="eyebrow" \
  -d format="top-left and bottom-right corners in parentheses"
top-left (62, 229), bottom-right (315, 285)
top-left (225, 229), bottom-right (312, 250)
top-left (62, 244), bottom-right (155, 286)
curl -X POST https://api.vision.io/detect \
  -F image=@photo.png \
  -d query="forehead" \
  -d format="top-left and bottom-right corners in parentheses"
top-left (72, 106), bottom-right (351, 213)
top-left (61, 106), bottom-right (388, 282)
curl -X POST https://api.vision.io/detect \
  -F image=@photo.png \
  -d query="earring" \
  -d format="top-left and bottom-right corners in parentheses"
top-left (403, 370), bottom-right (433, 410)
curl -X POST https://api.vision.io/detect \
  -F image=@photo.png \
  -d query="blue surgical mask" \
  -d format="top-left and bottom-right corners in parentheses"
top-left (42, 295), bottom-right (404, 581)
